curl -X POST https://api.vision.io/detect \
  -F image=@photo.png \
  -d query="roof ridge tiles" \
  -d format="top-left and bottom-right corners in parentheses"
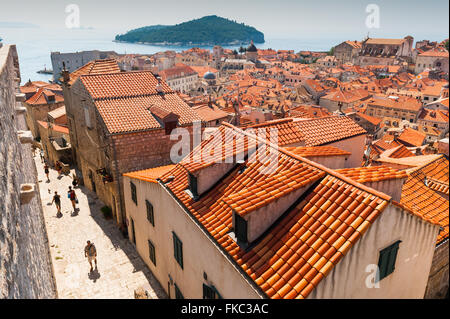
top-left (221, 122), bottom-right (392, 202)
top-left (92, 91), bottom-right (173, 101)
top-left (407, 154), bottom-right (445, 174)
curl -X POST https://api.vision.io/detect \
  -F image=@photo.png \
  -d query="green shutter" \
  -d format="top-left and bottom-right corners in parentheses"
top-left (377, 240), bottom-right (401, 281)
top-left (175, 284), bottom-right (184, 299)
top-left (146, 200), bottom-right (154, 226)
top-left (148, 240), bottom-right (156, 266)
top-left (130, 182), bottom-right (137, 205)
top-left (386, 242), bottom-right (400, 275)
top-left (173, 232), bottom-right (183, 269)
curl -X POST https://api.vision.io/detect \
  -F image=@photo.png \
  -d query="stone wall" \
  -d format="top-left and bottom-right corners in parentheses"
top-left (424, 240), bottom-right (449, 299)
top-left (0, 44), bottom-right (57, 298)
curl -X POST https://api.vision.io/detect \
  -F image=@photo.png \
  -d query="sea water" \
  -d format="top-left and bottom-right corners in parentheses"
top-left (0, 26), bottom-right (338, 84)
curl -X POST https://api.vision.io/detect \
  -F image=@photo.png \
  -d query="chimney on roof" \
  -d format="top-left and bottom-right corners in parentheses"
top-left (155, 76), bottom-right (164, 94)
top-left (61, 62), bottom-right (70, 84)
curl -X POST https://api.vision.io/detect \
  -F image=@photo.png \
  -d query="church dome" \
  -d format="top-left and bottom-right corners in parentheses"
top-left (203, 71), bottom-right (216, 80)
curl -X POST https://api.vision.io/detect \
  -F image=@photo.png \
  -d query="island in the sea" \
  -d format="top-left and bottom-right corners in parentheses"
top-left (114, 15), bottom-right (265, 46)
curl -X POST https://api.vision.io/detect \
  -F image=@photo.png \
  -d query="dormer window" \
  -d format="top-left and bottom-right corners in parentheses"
top-left (233, 212), bottom-right (248, 244)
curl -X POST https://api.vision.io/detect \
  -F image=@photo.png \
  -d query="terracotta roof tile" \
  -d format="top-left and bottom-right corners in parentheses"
top-left (155, 123), bottom-right (395, 299)
top-left (397, 128), bottom-right (427, 147)
top-left (401, 155), bottom-right (449, 244)
top-left (294, 116), bottom-right (366, 146)
top-left (335, 166), bottom-right (407, 183)
top-left (245, 119), bottom-right (305, 146)
top-left (25, 88), bottom-right (64, 105)
top-left (37, 120), bottom-right (69, 134)
top-left (284, 146), bottom-right (351, 157)
top-left (67, 59), bottom-right (120, 85)
top-left (123, 164), bottom-right (176, 183)
top-left (384, 145), bottom-right (415, 159)
top-left (80, 71), bottom-right (201, 134)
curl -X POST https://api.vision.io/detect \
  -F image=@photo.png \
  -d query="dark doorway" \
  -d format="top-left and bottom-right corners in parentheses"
top-left (89, 169), bottom-right (96, 193)
top-left (131, 218), bottom-right (136, 245)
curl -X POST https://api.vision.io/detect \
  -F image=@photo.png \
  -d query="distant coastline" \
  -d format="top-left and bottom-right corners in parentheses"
top-left (113, 39), bottom-right (260, 47)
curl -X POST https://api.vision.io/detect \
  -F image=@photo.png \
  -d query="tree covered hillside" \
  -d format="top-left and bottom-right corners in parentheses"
top-left (115, 15), bottom-right (265, 45)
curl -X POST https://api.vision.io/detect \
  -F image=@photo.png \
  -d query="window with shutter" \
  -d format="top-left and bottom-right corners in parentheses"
top-left (203, 284), bottom-right (221, 299)
top-left (173, 232), bottom-right (183, 269)
top-left (130, 182), bottom-right (137, 205)
top-left (174, 284), bottom-right (184, 299)
top-left (148, 240), bottom-right (156, 266)
top-left (377, 240), bottom-right (401, 281)
top-left (146, 200), bottom-right (154, 226)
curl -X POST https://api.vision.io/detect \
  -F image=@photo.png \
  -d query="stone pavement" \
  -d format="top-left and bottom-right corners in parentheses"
top-left (34, 154), bottom-right (166, 299)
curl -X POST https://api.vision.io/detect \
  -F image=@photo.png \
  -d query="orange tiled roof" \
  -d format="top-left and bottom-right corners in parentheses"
top-left (245, 119), bottom-right (305, 146)
top-left (37, 120), bottom-right (69, 134)
top-left (79, 71), bottom-right (201, 133)
top-left (123, 164), bottom-right (175, 183)
top-left (419, 109), bottom-right (449, 123)
top-left (153, 123), bottom-right (393, 298)
top-left (365, 38), bottom-right (406, 45)
top-left (367, 95), bottom-right (423, 113)
top-left (419, 48), bottom-right (449, 57)
top-left (189, 65), bottom-right (218, 78)
top-left (335, 166), bottom-right (407, 183)
top-left (294, 116), bottom-right (366, 147)
top-left (355, 112), bottom-right (382, 126)
top-left (67, 59), bottom-right (120, 85)
top-left (192, 104), bottom-right (229, 122)
top-left (159, 63), bottom-right (197, 80)
top-left (397, 128), bottom-right (426, 147)
top-left (385, 145), bottom-right (415, 159)
top-left (372, 138), bottom-right (402, 152)
top-left (25, 88), bottom-right (64, 105)
top-left (401, 155), bottom-right (449, 244)
top-left (284, 146), bottom-right (351, 157)
top-left (427, 178), bottom-right (449, 195)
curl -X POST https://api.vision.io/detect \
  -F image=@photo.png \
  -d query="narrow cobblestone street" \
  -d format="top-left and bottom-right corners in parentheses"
top-left (33, 154), bottom-right (166, 299)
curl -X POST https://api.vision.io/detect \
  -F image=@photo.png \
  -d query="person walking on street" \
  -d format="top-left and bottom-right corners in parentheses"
top-left (84, 241), bottom-right (97, 272)
top-left (68, 186), bottom-right (77, 211)
top-left (51, 191), bottom-right (61, 216)
top-left (39, 149), bottom-right (44, 163)
top-left (44, 163), bottom-right (50, 181)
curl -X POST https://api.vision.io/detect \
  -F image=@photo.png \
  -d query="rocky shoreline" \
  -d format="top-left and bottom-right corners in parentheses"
top-left (113, 39), bottom-right (264, 47)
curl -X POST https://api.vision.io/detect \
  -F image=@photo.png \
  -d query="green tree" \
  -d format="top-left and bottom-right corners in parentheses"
top-left (328, 47), bottom-right (335, 56)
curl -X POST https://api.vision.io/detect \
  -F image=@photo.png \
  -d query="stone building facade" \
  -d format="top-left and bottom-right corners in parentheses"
top-left (415, 49), bottom-right (449, 75)
top-left (0, 44), bottom-right (56, 298)
top-left (424, 240), bottom-right (449, 299)
top-left (62, 69), bottom-right (202, 228)
top-left (50, 50), bottom-right (118, 82)
top-left (356, 37), bottom-right (414, 66)
top-left (22, 89), bottom-right (64, 139)
top-left (334, 40), bottom-right (362, 64)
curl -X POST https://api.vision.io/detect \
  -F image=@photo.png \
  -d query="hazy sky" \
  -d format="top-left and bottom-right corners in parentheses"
top-left (0, 0), bottom-right (448, 40)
